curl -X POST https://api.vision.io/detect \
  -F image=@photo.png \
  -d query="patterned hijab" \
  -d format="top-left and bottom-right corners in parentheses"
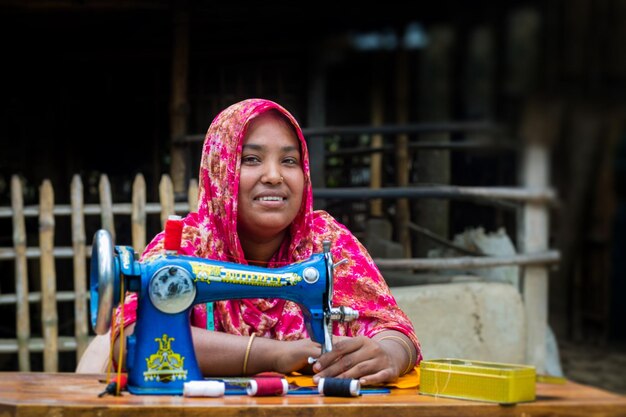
top-left (120, 98), bottom-right (420, 358)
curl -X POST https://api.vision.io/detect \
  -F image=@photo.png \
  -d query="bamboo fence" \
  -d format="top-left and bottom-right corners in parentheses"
top-left (0, 169), bottom-right (558, 372)
top-left (0, 173), bottom-right (197, 372)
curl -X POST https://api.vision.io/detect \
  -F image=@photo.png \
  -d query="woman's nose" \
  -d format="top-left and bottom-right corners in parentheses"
top-left (261, 165), bottom-right (284, 184)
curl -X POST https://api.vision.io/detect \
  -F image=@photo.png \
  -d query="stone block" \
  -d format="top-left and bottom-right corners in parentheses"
top-left (391, 282), bottom-right (526, 364)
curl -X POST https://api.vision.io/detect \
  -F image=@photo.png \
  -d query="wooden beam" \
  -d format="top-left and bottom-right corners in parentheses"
top-left (375, 250), bottom-right (560, 270)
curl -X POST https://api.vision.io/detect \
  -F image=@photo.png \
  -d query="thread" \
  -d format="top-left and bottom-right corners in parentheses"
top-left (433, 360), bottom-right (453, 398)
top-left (318, 377), bottom-right (361, 397)
top-left (183, 380), bottom-right (226, 397)
top-left (164, 215), bottom-right (183, 253)
top-left (246, 377), bottom-right (289, 396)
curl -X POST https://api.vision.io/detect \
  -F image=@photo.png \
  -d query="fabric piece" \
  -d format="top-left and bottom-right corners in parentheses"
top-left (286, 367), bottom-right (421, 389)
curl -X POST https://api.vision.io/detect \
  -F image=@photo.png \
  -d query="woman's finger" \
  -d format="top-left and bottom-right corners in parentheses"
top-left (312, 336), bottom-right (360, 371)
top-left (357, 367), bottom-right (397, 386)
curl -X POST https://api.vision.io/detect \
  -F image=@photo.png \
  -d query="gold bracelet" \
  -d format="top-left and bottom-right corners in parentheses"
top-left (242, 334), bottom-right (256, 375)
top-left (377, 335), bottom-right (415, 375)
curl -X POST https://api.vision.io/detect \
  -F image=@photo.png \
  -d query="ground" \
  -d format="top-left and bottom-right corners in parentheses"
top-left (558, 339), bottom-right (626, 395)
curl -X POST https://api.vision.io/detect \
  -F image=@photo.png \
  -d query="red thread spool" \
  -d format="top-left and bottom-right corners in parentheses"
top-left (246, 377), bottom-right (288, 396)
top-left (164, 215), bottom-right (183, 253)
top-left (114, 373), bottom-right (128, 392)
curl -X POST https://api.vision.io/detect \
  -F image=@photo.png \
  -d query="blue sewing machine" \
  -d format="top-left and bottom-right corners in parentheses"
top-left (89, 223), bottom-right (358, 395)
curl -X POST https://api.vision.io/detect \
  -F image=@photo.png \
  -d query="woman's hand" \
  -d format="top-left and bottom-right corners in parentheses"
top-left (269, 338), bottom-right (322, 375)
top-left (311, 333), bottom-right (413, 386)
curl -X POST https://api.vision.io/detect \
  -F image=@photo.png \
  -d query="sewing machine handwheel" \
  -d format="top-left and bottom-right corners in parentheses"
top-left (90, 229), bottom-right (116, 335)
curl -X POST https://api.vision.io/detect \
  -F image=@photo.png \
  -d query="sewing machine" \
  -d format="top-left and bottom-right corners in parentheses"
top-left (89, 221), bottom-right (358, 395)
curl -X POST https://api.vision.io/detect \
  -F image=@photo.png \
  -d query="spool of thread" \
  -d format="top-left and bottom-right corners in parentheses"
top-left (246, 377), bottom-right (289, 396)
top-left (183, 380), bottom-right (225, 397)
top-left (164, 215), bottom-right (183, 253)
top-left (318, 377), bottom-right (361, 397)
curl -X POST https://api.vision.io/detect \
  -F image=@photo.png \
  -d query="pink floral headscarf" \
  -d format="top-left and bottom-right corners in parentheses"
top-left (114, 98), bottom-right (421, 362)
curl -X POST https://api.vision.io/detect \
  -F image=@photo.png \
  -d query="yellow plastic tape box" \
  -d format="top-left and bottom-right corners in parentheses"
top-left (419, 358), bottom-right (536, 404)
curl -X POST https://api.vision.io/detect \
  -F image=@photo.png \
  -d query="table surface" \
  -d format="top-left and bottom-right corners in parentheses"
top-left (1, 372), bottom-right (625, 417)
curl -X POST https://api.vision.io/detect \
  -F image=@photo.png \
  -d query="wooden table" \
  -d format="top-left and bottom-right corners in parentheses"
top-left (1, 372), bottom-right (625, 417)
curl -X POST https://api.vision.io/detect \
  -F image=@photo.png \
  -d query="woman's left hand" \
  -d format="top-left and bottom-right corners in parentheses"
top-left (311, 335), bottom-right (404, 386)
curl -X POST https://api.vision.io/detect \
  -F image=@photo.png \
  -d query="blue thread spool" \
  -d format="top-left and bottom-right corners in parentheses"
top-left (317, 377), bottom-right (361, 397)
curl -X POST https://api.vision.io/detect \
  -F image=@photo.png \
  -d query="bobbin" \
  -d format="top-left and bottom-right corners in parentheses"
top-left (164, 214), bottom-right (184, 254)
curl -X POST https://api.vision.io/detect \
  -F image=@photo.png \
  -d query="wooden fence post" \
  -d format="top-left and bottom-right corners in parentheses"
top-left (70, 175), bottom-right (89, 361)
top-left (99, 174), bottom-right (115, 243)
top-left (11, 175), bottom-right (30, 372)
top-left (39, 179), bottom-right (58, 372)
top-left (132, 174), bottom-right (147, 253)
top-left (159, 174), bottom-right (175, 227)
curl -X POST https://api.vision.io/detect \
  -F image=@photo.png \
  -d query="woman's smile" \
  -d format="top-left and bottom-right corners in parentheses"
top-left (254, 192), bottom-right (287, 203)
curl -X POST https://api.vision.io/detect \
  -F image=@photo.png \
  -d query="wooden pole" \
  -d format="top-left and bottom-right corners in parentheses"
top-left (415, 26), bottom-right (454, 257)
top-left (306, 41), bottom-right (328, 210)
top-left (11, 175), bottom-right (30, 371)
top-left (395, 49), bottom-right (411, 256)
top-left (70, 175), bottom-right (89, 361)
top-left (517, 98), bottom-right (561, 373)
top-left (169, 3), bottom-right (190, 196)
top-left (520, 144), bottom-right (549, 373)
top-left (39, 180), bottom-right (58, 372)
top-left (370, 67), bottom-right (384, 218)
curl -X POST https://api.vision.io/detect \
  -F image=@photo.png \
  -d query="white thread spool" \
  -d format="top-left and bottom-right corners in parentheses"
top-left (183, 380), bottom-right (225, 397)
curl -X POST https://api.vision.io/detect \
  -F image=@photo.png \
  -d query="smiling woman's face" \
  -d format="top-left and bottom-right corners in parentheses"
top-left (236, 111), bottom-right (304, 244)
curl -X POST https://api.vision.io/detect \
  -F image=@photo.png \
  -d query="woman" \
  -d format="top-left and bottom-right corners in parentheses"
top-left (113, 98), bottom-right (421, 385)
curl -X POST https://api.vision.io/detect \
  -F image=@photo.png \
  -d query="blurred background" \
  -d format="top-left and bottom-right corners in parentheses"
top-left (0, 0), bottom-right (625, 394)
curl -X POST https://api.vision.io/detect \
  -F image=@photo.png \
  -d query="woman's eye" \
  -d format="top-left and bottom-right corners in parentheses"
top-left (283, 157), bottom-right (299, 165)
top-left (242, 155), bottom-right (260, 164)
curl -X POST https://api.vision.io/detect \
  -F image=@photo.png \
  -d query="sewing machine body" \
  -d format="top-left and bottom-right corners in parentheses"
top-left (127, 250), bottom-right (328, 395)
top-left (90, 229), bottom-right (356, 395)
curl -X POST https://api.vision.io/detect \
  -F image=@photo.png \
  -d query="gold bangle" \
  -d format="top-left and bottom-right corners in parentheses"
top-left (377, 335), bottom-right (415, 375)
top-left (242, 334), bottom-right (256, 375)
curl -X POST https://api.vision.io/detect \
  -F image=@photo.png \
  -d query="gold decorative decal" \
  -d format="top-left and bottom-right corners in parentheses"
top-left (143, 334), bottom-right (187, 383)
top-left (190, 262), bottom-right (302, 287)
top-left (190, 262), bottom-right (222, 284)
